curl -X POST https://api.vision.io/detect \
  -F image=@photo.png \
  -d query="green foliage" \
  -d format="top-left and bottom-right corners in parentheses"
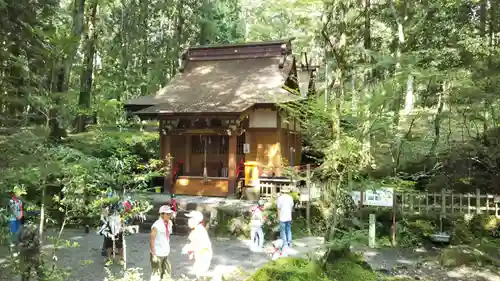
top-left (0, 127), bottom-right (160, 234)
top-left (247, 251), bottom-right (411, 281)
top-left (247, 257), bottom-right (330, 281)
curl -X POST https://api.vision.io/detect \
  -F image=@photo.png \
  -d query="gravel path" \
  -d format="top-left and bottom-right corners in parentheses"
top-left (0, 229), bottom-right (324, 281)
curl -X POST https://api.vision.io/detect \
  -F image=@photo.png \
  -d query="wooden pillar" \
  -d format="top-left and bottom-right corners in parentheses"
top-left (275, 111), bottom-right (282, 176)
top-left (185, 135), bottom-right (191, 173)
top-left (228, 133), bottom-right (237, 196)
top-left (163, 134), bottom-right (172, 193)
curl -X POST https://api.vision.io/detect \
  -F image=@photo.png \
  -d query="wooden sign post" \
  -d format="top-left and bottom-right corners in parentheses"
top-left (369, 214), bottom-right (376, 248)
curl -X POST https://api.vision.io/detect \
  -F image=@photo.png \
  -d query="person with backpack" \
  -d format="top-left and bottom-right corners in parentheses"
top-left (249, 200), bottom-right (266, 252)
top-left (8, 191), bottom-right (24, 254)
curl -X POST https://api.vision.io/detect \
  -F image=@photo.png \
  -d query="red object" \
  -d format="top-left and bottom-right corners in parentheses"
top-left (164, 221), bottom-right (171, 240)
top-left (170, 199), bottom-right (178, 213)
top-left (172, 160), bottom-right (184, 184)
top-left (122, 201), bottom-right (132, 212)
top-left (235, 158), bottom-right (244, 179)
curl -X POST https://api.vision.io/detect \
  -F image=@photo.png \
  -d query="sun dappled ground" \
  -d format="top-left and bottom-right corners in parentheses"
top-left (2, 228), bottom-right (500, 281)
top-left (0, 228), bottom-right (324, 281)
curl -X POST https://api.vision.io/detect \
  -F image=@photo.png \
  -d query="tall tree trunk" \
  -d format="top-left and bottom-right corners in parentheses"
top-left (49, 0), bottom-right (86, 139)
top-left (173, 0), bottom-right (185, 76)
top-left (140, 0), bottom-right (149, 95)
top-left (75, 0), bottom-right (99, 133)
top-left (362, 0), bottom-right (373, 164)
top-left (390, 0), bottom-right (406, 175)
top-left (118, 0), bottom-right (129, 101)
top-left (427, 82), bottom-right (447, 157)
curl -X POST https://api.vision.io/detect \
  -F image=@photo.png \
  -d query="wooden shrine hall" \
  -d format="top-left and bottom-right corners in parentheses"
top-left (125, 39), bottom-right (316, 197)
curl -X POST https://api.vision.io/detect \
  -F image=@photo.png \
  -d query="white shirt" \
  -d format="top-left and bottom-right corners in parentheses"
top-left (276, 193), bottom-right (294, 222)
top-left (250, 207), bottom-right (264, 228)
top-left (151, 219), bottom-right (173, 257)
top-left (188, 225), bottom-right (212, 260)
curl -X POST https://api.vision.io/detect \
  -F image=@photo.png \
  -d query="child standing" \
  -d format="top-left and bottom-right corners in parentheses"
top-left (249, 200), bottom-right (265, 252)
top-left (181, 211), bottom-right (212, 281)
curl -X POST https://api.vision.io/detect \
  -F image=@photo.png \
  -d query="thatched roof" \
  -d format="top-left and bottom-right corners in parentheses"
top-left (126, 39), bottom-right (303, 115)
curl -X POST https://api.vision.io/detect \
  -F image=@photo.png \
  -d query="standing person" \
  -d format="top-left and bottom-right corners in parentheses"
top-left (169, 194), bottom-right (178, 233)
top-left (99, 210), bottom-right (125, 266)
top-left (8, 191), bottom-right (24, 254)
top-left (249, 200), bottom-right (265, 252)
top-left (100, 203), bottom-right (110, 257)
top-left (150, 205), bottom-right (173, 281)
top-left (276, 187), bottom-right (294, 248)
top-left (181, 211), bottom-right (212, 281)
top-left (18, 221), bottom-right (44, 281)
top-left (170, 194), bottom-right (178, 219)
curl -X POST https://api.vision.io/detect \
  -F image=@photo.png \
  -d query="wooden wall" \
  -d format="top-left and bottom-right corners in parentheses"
top-left (244, 128), bottom-right (302, 174)
top-left (174, 176), bottom-right (229, 197)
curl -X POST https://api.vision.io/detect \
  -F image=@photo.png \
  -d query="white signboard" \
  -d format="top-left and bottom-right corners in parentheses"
top-left (349, 191), bottom-right (361, 205)
top-left (349, 188), bottom-right (394, 207)
top-left (243, 143), bottom-right (250, 154)
top-left (364, 188), bottom-right (394, 207)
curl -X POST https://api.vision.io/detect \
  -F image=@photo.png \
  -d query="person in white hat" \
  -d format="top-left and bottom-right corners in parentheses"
top-left (181, 210), bottom-right (212, 281)
top-left (277, 187), bottom-right (294, 247)
top-left (149, 205), bottom-right (173, 281)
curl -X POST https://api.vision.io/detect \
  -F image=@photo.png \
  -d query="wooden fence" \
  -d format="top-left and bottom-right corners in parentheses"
top-left (397, 189), bottom-right (500, 217)
top-left (259, 178), bottom-right (297, 198)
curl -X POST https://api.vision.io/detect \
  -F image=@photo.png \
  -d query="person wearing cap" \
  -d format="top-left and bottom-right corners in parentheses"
top-left (181, 210), bottom-right (212, 281)
top-left (150, 205), bottom-right (173, 281)
top-left (277, 187), bottom-right (294, 247)
top-left (249, 200), bottom-right (266, 251)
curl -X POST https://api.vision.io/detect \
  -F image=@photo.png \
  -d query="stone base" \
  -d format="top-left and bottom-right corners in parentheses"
top-left (244, 186), bottom-right (260, 201)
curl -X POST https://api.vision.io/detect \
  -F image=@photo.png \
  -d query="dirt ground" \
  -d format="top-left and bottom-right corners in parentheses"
top-left (2, 228), bottom-right (500, 281)
top-left (0, 228), bottom-right (324, 281)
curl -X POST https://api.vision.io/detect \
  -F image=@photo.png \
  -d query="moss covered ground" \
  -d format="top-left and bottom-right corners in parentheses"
top-left (245, 255), bottom-right (423, 281)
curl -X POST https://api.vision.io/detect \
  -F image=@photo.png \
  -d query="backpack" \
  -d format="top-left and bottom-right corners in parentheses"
top-left (9, 197), bottom-right (23, 219)
top-left (108, 214), bottom-right (122, 235)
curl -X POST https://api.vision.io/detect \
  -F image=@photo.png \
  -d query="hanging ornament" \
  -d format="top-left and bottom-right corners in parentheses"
top-left (222, 136), bottom-right (225, 146)
top-left (208, 136), bottom-right (212, 144)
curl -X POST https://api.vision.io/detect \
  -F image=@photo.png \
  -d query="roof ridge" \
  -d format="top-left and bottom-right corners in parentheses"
top-left (188, 38), bottom-right (295, 50)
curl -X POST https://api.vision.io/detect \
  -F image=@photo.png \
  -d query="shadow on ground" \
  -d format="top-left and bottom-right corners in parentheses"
top-left (0, 229), bottom-right (324, 281)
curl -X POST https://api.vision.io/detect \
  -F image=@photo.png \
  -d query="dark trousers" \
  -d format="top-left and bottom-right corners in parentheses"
top-left (150, 254), bottom-right (171, 281)
top-left (101, 238), bottom-right (106, 256)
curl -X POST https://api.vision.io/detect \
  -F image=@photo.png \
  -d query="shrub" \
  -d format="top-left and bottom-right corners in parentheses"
top-left (247, 258), bottom-right (330, 281)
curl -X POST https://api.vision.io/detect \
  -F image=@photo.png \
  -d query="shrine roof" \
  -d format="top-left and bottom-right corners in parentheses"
top-left (126, 39), bottom-right (303, 114)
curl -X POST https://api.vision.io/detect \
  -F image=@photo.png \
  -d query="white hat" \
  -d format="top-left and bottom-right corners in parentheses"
top-left (158, 205), bottom-right (173, 214)
top-left (185, 210), bottom-right (203, 223)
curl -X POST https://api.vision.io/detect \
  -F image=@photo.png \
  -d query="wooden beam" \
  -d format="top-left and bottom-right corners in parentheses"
top-left (228, 134), bottom-right (237, 196)
top-left (276, 111), bottom-right (282, 176)
top-left (163, 134), bottom-right (172, 193)
top-left (185, 135), bottom-right (191, 173)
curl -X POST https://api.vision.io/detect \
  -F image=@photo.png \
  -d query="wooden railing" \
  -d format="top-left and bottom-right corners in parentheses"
top-left (259, 178), bottom-right (297, 198)
top-left (398, 189), bottom-right (500, 216)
